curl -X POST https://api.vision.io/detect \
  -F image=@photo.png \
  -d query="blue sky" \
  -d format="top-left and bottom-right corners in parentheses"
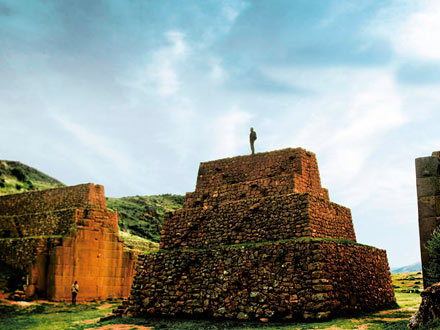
top-left (1, 0), bottom-right (440, 268)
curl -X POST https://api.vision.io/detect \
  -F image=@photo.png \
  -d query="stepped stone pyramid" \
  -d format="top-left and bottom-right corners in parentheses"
top-left (122, 148), bottom-right (395, 320)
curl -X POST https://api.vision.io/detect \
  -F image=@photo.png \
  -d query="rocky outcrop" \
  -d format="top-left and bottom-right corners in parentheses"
top-left (408, 282), bottom-right (440, 329)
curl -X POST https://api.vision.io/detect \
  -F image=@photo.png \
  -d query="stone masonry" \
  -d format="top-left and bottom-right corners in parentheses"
top-left (121, 148), bottom-right (395, 321)
top-left (415, 151), bottom-right (440, 288)
top-left (0, 183), bottom-right (136, 301)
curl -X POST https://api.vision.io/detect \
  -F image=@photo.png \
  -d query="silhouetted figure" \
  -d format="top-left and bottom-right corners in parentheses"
top-left (71, 281), bottom-right (79, 305)
top-left (249, 127), bottom-right (257, 155)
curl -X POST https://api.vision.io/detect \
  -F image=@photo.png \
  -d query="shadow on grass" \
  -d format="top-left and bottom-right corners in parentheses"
top-left (366, 319), bottom-right (409, 330)
top-left (0, 302), bottom-right (104, 317)
top-left (0, 301), bottom-right (118, 330)
top-left (69, 312), bottom-right (411, 330)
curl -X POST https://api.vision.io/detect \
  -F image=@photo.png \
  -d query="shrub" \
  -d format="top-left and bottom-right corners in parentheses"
top-left (425, 228), bottom-right (440, 286)
top-left (15, 184), bottom-right (21, 190)
top-left (11, 168), bottom-right (26, 182)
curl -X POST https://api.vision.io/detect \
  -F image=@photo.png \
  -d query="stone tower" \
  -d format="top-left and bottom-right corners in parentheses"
top-left (0, 183), bottom-right (136, 301)
top-left (415, 151), bottom-right (440, 288)
top-left (123, 148), bottom-right (395, 320)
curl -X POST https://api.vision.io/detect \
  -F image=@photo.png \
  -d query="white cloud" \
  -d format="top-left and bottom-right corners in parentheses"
top-left (123, 30), bottom-right (189, 97)
top-left (222, 1), bottom-right (246, 22)
top-left (209, 58), bottom-right (227, 83)
top-left (395, 0), bottom-right (440, 60)
top-left (211, 108), bottom-right (253, 158)
top-left (267, 67), bottom-right (406, 180)
top-left (52, 114), bottom-right (131, 172)
top-left (369, 0), bottom-right (440, 60)
top-left (261, 66), bottom-right (409, 215)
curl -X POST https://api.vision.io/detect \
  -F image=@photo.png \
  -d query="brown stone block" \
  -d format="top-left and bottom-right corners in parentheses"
top-left (103, 231), bottom-right (117, 241)
top-left (54, 264), bottom-right (74, 277)
top-left (416, 157), bottom-right (440, 178)
top-left (416, 177), bottom-right (440, 198)
top-left (78, 264), bottom-right (101, 276)
top-left (79, 229), bottom-right (100, 241)
top-left (61, 237), bottom-right (74, 248)
top-left (99, 265), bottom-right (117, 278)
top-left (76, 248), bottom-right (95, 261)
top-left (100, 248), bottom-right (120, 260)
top-left (418, 197), bottom-right (439, 218)
top-left (98, 240), bottom-right (117, 250)
top-left (55, 248), bottom-right (74, 265)
top-left (79, 237), bottom-right (100, 250)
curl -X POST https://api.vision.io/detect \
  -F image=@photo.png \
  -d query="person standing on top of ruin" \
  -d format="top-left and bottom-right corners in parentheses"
top-left (71, 281), bottom-right (79, 305)
top-left (249, 127), bottom-right (257, 155)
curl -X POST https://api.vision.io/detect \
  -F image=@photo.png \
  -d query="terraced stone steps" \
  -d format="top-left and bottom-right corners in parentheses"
top-left (161, 192), bottom-right (354, 250)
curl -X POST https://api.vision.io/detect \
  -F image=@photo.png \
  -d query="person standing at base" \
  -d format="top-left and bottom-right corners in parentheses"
top-left (250, 127), bottom-right (257, 155)
top-left (71, 281), bottom-right (79, 305)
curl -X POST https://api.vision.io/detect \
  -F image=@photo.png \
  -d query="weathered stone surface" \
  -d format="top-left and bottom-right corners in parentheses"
top-left (415, 157), bottom-right (440, 178)
top-left (161, 193), bottom-right (355, 250)
top-left (408, 282), bottom-right (440, 329)
top-left (0, 183), bottom-right (136, 301)
top-left (185, 148), bottom-right (329, 208)
top-left (416, 153), bottom-right (440, 288)
top-left (128, 240), bottom-right (394, 320)
top-left (123, 148), bottom-right (395, 321)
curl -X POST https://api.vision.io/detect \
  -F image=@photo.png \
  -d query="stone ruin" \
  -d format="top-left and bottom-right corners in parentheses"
top-left (120, 148), bottom-right (395, 321)
top-left (0, 183), bottom-right (136, 301)
top-left (415, 151), bottom-right (440, 288)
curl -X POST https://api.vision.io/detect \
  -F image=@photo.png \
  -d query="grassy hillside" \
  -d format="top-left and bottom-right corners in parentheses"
top-left (118, 231), bottom-right (159, 254)
top-left (0, 161), bottom-right (64, 196)
top-left (392, 271), bottom-right (423, 294)
top-left (107, 194), bottom-right (184, 242)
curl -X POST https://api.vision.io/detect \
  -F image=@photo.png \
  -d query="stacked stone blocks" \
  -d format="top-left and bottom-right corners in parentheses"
top-left (0, 183), bottom-right (136, 301)
top-left (124, 148), bottom-right (395, 320)
top-left (415, 152), bottom-right (440, 288)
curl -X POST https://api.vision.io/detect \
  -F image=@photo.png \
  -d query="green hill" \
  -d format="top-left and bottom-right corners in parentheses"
top-left (0, 160), bottom-right (64, 195)
top-left (106, 194), bottom-right (184, 242)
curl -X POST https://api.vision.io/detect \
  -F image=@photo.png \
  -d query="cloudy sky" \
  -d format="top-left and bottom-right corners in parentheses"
top-left (2, 0), bottom-right (440, 268)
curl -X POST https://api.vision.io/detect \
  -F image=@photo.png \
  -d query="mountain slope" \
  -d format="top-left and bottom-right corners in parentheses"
top-left (391, 262), bottom-right (422, 274)
top-left (106, 194), bottom-right (184, 242)
top-left (0, 160), bottom-right (64, 195)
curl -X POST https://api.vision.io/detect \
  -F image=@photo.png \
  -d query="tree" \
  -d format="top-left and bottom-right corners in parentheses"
top-left (425, 228), bottom-right (440, 287)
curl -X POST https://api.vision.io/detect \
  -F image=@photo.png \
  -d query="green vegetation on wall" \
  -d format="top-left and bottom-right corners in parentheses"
top-left (425, 228), bottom-right (440, 287)
top-left (107, 194), bottom-right (184, 242)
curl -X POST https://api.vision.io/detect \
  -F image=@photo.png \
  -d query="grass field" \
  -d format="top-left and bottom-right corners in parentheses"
top-left (0, 272), bottom-right (431, 330)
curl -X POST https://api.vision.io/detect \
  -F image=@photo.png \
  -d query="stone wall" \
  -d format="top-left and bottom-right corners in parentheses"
top-left (0, 183), bottom-right (105, 216)
top-left (0, 237), bottom-right (60, 271)
top-left (46, 208), bottom-right (135, 301)
top-left (161, 193), bottom-right (355, 250)
top-left (0, 183), bottom-right (136, 301)
top-left (120, 148), bottom-right (394, 321)
top-left (185, 148), bottom-right (329, 209)
top-left (415, 152), bottom-right (440, 288)
top-left (0, 209), bottom-right (77, 238)
top-left (127, 239), bottom-right (394, 320)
